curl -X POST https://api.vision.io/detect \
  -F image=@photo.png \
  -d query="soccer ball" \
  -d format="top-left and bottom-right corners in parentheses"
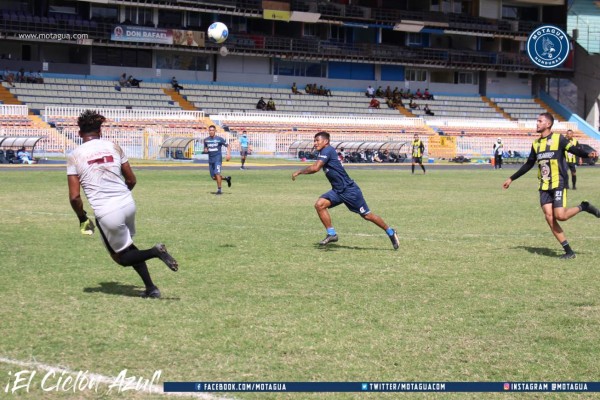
top-left (207, 22), bottom-right (228, 44)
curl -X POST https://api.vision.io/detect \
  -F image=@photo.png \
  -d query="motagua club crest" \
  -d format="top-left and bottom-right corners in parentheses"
top-left (527, 25), bottom-right (570, 69)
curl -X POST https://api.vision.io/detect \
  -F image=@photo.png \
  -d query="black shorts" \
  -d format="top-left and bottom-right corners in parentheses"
top-left (412, 157), bottom-right (422, 164)
top-left (539, 189), bottom-right (567, 208)
top-left (567, 163), bottom-right (577, 173)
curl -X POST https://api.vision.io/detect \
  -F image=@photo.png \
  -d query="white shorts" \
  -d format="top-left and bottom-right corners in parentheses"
top-left (96, 201), bottom-right (136, 254)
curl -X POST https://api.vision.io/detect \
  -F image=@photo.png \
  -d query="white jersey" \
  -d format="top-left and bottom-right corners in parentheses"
top-left (67, 139), bottom-right (134, 219)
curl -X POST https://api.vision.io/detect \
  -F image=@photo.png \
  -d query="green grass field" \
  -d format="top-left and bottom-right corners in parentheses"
top-left (2, 164), bottom-right (600, 399)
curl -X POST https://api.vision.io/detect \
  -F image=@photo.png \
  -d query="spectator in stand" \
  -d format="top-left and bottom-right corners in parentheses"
top-left (291, 82), bottom-right (301, 94)
top-left (393, 95), bottom-right (404, 108)
top-left (171, 76), bottom-right (183, 92)
top-left (34, 70), bottom-right (43, 84)
top-left (319, 85), bottom-right (332, 97)
top-left (385, 98), bottom-right (395, 108)
top-left (366, 85), bottom-right (374, 97)
top-left (424, 104), bottom-right (434, 116)
top-left (306, 83), bottom-right (312, 94)
top-left (385, 86), bottom-right (392, 98)
top-left (415, 88), bottom-right (423, 99)
top-left (266, 97), bottom-right (276, 111)
top-left (369, 98), bottom-right (380, 109)
top-left (119, 73), bottom-right (129, 87)
top-left (405, 88), bottom-right (413, 99)
top-left (128, 75), bottom-right (142, 87)
top-left (24, 70), bottom-right (34, 83)
top-left (2, 68), bottom-right (15, 87)
top-left (17, 68), bottom-right (25, 83)
top-left (393, 87), bottom-right (399, 98)
top-left (256, 97), bottom-right (267, 110)
top-left (375, 86), bottom-right (384, 97)
top-left (409, 99), bottom-right (420, 110)
top-left (424, 88), bottom-right (435, 100)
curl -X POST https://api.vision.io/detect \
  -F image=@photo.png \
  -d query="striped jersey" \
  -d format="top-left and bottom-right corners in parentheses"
top-left (524, 133), bottom-right (573, 190)
top-left (412, 139), bottom-right (424, 158)
top-left (565, 137), bottom-right (578, 164)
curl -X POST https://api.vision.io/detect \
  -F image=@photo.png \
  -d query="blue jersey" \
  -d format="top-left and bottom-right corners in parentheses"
top-left (204, 136), bottom-right (228, 162)
top-left (239, 135), bottom-right (249, 149)
top-left (318, 145), bottom-right (355, 192)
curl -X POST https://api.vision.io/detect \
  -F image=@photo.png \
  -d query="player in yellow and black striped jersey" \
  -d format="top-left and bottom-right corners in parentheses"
top-left (564, 129), bottom-right (580, 190)
top-left (502, 113), bottom-right (599, 259)
top-left (411, 134), bottom-right (426, 174)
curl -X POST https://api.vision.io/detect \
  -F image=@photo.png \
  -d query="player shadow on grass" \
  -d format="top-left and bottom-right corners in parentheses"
top-left (514, 246), bottom-right (561, 258)
top-left (83, 281), bottom-right (180, 300)
top-left (313, 243), bottom-right (382, 251)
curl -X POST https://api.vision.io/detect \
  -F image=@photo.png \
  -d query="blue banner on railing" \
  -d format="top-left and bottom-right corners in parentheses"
top-left (164, 382), bottom-right (600, 393)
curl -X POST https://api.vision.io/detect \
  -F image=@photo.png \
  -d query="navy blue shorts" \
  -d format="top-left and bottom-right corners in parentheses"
top-left (209, 162), bottom-right (222, 178)
top-left (539, 189), bottom-right (567, 208)
top-left (320, 185), bottom-right (370, 216)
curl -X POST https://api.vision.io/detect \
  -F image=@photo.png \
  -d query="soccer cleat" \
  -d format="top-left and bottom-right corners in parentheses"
top-left (216, 190), bottom-right (222, 195)
top-left (154, 243), bottom-right (178, 272)
top-left (388, 229), bottom-right (400, 250)
top-left (141, 286), bottom-right (161, 299)
top-left (80, 219), bottom-right (95, 235)
top-left (559, 252), bottom-right (576, 260)
top-left (226, 176), bottom-right (232, 187)
top-left (581, 201), bottom-right (600, 218)
top-left (319, 234), bottom-right (338, 246)
top-left (240, 167), bottom-right (245, 170)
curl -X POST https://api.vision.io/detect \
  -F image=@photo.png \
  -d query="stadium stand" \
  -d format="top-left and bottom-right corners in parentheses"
top-left (182, 84), bottom-right (403, 117)
top-left (491, 97), bottom-right (553, 121)
top-left (0, 0), bottom-right (597, 163)
top-left (406, 95), bottom-right (506, 120)
top-left (2, 79), bottom-right (178, 112)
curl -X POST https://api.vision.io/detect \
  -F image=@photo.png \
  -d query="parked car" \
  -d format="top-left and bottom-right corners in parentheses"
top-left (579, 144), bottom-right (598, 166)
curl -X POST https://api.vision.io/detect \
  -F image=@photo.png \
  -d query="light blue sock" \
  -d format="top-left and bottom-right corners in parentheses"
top-left (386, 227), bottom-right (395, 236)
top-left (327, 227), bottom-right (337, 236)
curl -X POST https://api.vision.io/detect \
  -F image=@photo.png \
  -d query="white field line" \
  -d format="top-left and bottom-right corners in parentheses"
top-left (0, 357), bottom-right (232, 399)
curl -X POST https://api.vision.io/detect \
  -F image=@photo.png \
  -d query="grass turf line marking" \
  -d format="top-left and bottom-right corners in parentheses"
top-left (0, 356), bottom-right (231, 399)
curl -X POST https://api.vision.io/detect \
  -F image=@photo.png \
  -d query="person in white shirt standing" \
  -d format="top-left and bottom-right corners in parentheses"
top-left (493, 138), bottom-right (504, 169)
top-left (67, 110), bottom-right (178, 299)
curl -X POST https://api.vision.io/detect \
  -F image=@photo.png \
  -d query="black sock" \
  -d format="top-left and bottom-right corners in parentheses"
top-left (132, 262), bottom-right (155, 289)
top-left (118, 244), bottom-right (157, 266)
top-left (411, 165), bottom-right (415, 174)
top-left (241, 159), bottom-right (245, 167)
top-left (573, 175), bottom-right (577, 188)
top-left (561, 240), bottom-right (574, 254)
top-left (421, 165), bottom-right (426, 172)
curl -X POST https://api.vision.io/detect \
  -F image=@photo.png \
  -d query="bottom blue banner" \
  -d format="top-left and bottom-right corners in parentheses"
top-left (164, 382), bottom-right (599, 393)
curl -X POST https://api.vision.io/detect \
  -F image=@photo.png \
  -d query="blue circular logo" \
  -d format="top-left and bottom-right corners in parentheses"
top-left (527, 25), bottom-right (570, 69)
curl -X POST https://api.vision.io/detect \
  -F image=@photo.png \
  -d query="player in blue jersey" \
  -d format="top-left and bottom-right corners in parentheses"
top-left (292, 131), bottom-right (400, 249)
top-left (203, 125), bottom-right (232, 195)
top-left (239, 130), bottom-right (249, 170)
